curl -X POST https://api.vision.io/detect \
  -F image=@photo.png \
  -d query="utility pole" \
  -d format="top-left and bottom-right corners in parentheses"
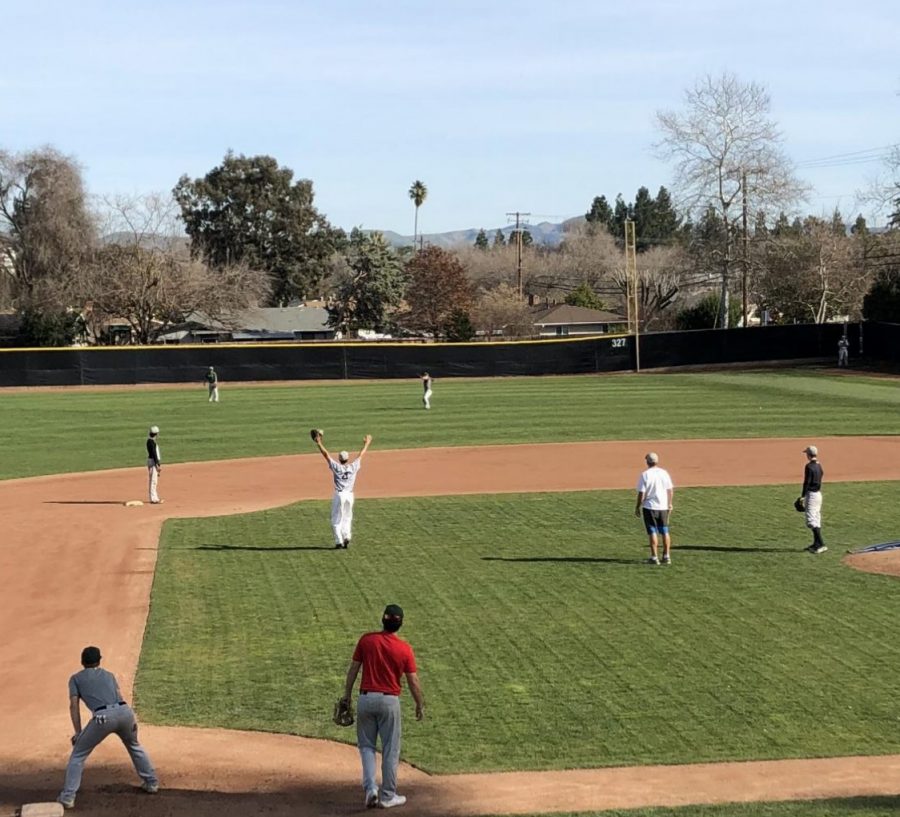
top-left (506, 211), bottom-right (531, 298)
top-left (624, 219), bottom-right (640, 372)
top-left (741, 169), bottom-right (749, 329)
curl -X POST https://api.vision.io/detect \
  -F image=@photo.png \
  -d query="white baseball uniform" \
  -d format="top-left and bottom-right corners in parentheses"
top-left (329, 459), bottom-right (361, 545)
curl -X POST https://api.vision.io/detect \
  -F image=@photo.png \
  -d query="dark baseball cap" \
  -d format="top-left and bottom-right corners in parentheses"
top-left (81, 646), bottom-right (102, 665)
top-left (383, 604), bottom-right (404, 620)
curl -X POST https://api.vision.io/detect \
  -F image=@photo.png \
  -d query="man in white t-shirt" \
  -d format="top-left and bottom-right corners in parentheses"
top-left (634, 451), bottom-right (674, 565)
top-left (313, 431), bottom-right (373, 549)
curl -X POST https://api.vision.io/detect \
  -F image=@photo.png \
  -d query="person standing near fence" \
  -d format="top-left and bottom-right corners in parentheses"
top-left (837, 336), bottom-right (849, 367)
top-left (205, 366), bottom-right (220, 401)
top-left (421, 373), bottom-right (433, 410)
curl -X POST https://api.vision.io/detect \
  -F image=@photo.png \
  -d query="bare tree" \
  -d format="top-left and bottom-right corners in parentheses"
top-left (756, 218), bottom-right (870, 323)
top-left (0, 147), bottom-right (96, 313)
top-left (471, 283), bottom-right (534, 338)
top-left (655, 73), bottom-right (807, 327)
top-left (82, 193), bottom-right (270, 344)
top-left (611, 244), bottom-right (691, 330)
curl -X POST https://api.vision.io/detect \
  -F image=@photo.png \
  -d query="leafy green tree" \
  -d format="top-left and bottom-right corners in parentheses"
top-left (492, 229), bottom-right (506, 248)
top-left (17, 307), bottom-right (84, 346)
top-left (585, 195), bottom-right (614, 232)
top-left (408, 180), bottom-right (428, 249)
top-left (327, 230), bottom-right (406, 334)
top-left (851, 214), bottom-right (869, 235)
top-left (863, 266), bottom-right (900, 322)
top-left (564, 282), bottom-right (606, 311)
top-left (474, 229), bottom-right (489, 250)
top-left (404, 245), bottom-right (474, 337)
top-left (612, 194), bottom-right (631, 239)
top-left (676, 292), bottom-right (741, 330)
top-left (508, 229), bottom-right (533, 248)
top-left (443, 308), bottom-right (476, 341)
top-left (173, 152), bottom-right (344, 305)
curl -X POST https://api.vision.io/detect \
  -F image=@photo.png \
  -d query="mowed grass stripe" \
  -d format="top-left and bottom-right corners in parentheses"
top-left (1, 370), bottom-right (899, 479)
top-left (484, 797), bottom-right (900, 817)
top-left (135, 482), bottom-right (900, 774)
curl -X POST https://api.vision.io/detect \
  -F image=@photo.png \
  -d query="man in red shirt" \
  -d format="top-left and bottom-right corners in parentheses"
top-left (342, 604), bottom-right (425, 809)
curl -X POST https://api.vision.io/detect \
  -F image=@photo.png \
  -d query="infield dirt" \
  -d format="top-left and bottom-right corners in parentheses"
top-left (1, 437), bottom-right (898, 816)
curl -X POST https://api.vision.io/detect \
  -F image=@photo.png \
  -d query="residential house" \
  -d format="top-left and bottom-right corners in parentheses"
top-left (531, 304), bottom-right (628, 337)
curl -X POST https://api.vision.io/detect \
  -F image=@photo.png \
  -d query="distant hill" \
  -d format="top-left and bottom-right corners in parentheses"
top-left (374, 216), bottom-right (585, 249)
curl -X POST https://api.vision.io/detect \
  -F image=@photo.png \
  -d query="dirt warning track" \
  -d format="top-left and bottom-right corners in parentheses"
top-left (1, 436), bottom-right (898, 816)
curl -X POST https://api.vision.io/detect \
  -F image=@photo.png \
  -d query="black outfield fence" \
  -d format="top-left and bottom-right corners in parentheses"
top-left (0, 321), bottom-right (881, 388)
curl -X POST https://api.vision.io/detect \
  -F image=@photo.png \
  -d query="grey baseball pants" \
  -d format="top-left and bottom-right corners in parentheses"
top-left (60, 704), bottom-right (158, 801)
top-left (357, 692), bottom-right (402, 799)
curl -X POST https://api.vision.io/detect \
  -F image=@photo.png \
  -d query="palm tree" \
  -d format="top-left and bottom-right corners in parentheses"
top-left (408, 180), bottom-right (428, 250)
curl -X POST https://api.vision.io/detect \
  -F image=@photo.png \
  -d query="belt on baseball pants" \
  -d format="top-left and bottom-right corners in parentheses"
top-left (94, 701), bottom-right (127, 712)
top-left (360, 691), bottom-right (398, 696)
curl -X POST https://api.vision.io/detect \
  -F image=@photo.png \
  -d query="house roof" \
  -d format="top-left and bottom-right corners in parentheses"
top-left (187, 306), bottom-right (331, 334)
top-left (531, 304), bottom-right (627, 326)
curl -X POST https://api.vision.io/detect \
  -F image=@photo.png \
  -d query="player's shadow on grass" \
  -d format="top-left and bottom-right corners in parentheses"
top-left (482, 555), bottom-right (638, 564)
top-left (194, 543), bottom-right (337, 552)
top-left (678, 544), bottom-right (797, 553)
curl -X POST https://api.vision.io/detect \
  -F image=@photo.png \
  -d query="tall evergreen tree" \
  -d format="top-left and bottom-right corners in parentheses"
top-left (585, 195), bottom-right (614, 232)
top-left (474, 228), bottom-right (489, 250)
top-left (492, 229), bottom-right (506, 248)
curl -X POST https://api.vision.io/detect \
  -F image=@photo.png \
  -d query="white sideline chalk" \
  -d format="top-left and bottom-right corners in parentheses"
top-left (20, 803), bottom-right (64, 817)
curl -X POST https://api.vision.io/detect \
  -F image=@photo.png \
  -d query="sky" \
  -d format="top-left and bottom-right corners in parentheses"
top-left (4, 0), bottom-right (898, 236)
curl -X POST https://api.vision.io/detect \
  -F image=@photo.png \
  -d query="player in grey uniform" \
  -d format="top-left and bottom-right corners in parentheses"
top-left (837, 336), bottom-right (849, 367)
top-left (58, 646), bottom-right (159, 809)
top-left (421, 373), bottom-right (433, 410)
top-left (314, 433), bottom-right (373, 548)
top-left (146, 425), bottom-right (162, 504)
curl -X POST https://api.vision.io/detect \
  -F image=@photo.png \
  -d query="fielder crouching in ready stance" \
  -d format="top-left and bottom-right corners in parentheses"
top-left (635, 451), bottom-right (674, 565)
top-left (58, 646), bottom-right (159, 809)
top-left (342, 604), bottom-right (424, 809)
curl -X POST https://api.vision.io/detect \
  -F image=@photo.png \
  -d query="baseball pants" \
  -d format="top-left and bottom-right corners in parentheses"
top-left (147, 460), bottom-right (160, 503)
top-left (331, 490), bottom-right (354, 544)
top-left (60, 704), bottom-right (158, 801)
top-left (357, 692), bottom-right (402, 800)
top-left (423, 388), bottom-right (432, 409)
top-left (208, 384), bottom-right (219, 402)
top-left (805, 490), bottom-right (822, 529)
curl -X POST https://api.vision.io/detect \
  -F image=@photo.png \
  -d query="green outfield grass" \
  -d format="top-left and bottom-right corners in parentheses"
top-left (135, 482), bottom-right (900, 774)
top-left (493, 799), bottom-right (900, 817)
top-left (0, 370), bottom-right (899, 479)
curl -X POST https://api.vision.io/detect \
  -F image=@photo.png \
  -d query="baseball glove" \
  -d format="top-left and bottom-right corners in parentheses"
top-left (793, 497), bottom-right (806, 513)
top-left (310, 428), bottom-right (323, 442)
top-left (333, 697), bottom-right (354, 727)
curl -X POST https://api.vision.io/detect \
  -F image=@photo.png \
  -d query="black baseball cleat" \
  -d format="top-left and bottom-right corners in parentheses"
top-left (334, 543), bottom-right (343, 549)
top-left (343, 538), bottom-right (351, 549)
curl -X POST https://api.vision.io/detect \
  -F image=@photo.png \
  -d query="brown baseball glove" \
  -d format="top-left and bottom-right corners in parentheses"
top-left (310, 428), bottom-right (323, 442)
top-left (333, 696), bottom-right (354, 727)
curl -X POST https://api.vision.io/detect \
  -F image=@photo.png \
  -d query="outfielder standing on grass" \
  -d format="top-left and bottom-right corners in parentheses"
top-left (800, 445), bottom-right (827, 554)
top-left (58, 646), bottom-right (159, 809)
top-left (342, 604), bottom-right (424, 809)
top-left (146, 425), bottom-right (162, 504)
top-left (312, 430), bottom-right (372, 548)
top-left (205, 365), bottom-right (220, 402)
top-left (421, 372), bottom-right (433, 410)
top-left (635, 452), bottom-right (674, 565)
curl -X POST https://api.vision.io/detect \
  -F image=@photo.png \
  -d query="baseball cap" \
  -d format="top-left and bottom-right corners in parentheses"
top-left (383, 604), bottom-right (404, 620)
top-left (645, 452), bottom-right (659, 464)
top-left (149, 425), bottom-right (160, 435)
top-left (81, 646), bottom-right (102, 665)
top-left (339, 450), bottom-right (349, 463)
top-left (803, 445), bottom-right (818, 456)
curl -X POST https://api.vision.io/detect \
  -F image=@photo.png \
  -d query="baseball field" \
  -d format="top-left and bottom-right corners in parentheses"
top-left (1, 368), bottom-right (899, 817)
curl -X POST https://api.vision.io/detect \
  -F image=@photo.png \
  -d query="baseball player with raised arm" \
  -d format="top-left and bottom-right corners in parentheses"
top-left (635, 451), bottom-right (674, 565)
top-left (421, 372), bottom-right (433, 410)
top-left (146, 425), bottom-right (162, 504)
top-left (313, 431), bottom-right (372, 548)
